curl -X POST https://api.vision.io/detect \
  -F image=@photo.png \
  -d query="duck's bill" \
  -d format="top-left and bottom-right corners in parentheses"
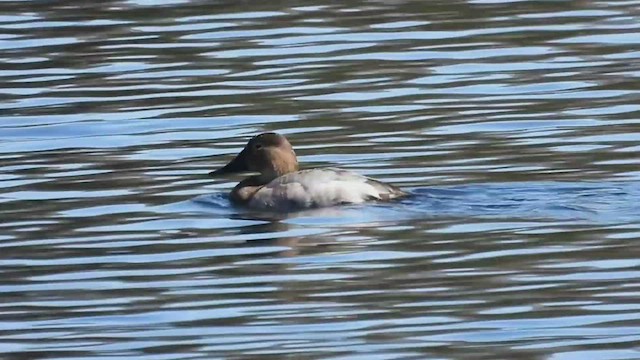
top-left (209, 151), bottom-right (249, 176)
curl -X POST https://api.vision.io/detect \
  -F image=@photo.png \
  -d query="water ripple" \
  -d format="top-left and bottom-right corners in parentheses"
top-left (1, 0), bottom-right (640, 359)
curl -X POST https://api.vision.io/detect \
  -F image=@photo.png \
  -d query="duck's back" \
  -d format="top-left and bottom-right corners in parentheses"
top-left (249, 168), bottom-right (406, 210)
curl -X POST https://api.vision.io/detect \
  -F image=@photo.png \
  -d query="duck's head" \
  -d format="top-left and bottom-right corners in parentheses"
top-left (209, 132), bottom-right (299, 181)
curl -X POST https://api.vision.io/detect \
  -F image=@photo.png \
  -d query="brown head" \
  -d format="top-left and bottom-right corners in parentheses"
top-left (209, 133), bottom-right (299, 183)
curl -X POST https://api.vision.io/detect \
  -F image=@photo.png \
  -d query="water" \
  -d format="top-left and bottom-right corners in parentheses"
top-left (2, 0), bottom-right (640, 358)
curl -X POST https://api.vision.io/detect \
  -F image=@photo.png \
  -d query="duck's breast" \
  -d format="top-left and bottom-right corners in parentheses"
top-left (248, 168), bottom-right (405, 210)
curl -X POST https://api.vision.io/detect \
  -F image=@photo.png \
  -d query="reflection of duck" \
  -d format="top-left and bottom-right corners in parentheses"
top-left (210, 133), bottom-right (407, 211)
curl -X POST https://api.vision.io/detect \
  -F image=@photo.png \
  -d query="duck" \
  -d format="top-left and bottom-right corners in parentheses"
top-left (209, 132), bottom-right (407, 211)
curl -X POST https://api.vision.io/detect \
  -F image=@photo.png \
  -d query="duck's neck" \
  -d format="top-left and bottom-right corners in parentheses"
top-left (230, 152), bottom-right (299, 204)
top-left (230, 177), bottom-right (264, 204)
top-left (263, 148), bottom-right (299, 180)
top-left (230, 167), bottom-right (298, 204)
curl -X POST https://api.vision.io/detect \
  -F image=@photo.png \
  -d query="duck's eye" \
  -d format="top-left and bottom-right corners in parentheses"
top-left (254, 143), bottom-right (263, 150)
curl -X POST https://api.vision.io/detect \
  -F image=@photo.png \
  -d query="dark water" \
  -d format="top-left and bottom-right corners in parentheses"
top-left (2, 0), bottom-right (640, 359)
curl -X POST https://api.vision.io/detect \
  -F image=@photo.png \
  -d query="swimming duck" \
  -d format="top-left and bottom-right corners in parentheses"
top-left (209, 132), bottom-right (407, 211)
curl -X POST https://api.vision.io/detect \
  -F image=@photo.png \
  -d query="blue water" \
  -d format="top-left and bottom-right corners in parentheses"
top-left (188, 181), bottom-right (639, 225)
top-left (2, 0), bottom-right (640, 359)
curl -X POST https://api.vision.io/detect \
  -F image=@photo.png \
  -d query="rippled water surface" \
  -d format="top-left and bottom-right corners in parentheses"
top-left (2, 0), bottom-right (640, 359)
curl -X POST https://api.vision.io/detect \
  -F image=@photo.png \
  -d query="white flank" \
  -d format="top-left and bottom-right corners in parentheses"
top-left (248, 168), bottom-right (392, 210)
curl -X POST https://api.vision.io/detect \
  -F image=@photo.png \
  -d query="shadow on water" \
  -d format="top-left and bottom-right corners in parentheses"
top-left (185, 181), bottom-right (640, 227)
